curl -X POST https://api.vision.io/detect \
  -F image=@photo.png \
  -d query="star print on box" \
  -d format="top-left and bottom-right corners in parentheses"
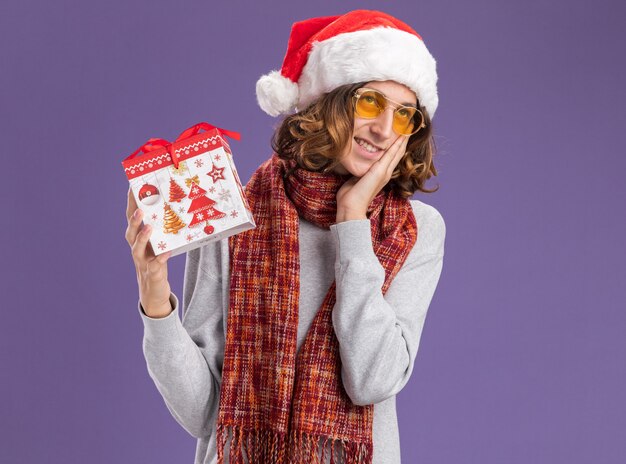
top-left (207, 164), bottom-right (226, 183)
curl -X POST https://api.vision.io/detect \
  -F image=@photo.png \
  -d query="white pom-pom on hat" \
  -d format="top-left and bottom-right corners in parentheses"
top-left (256, 70), bottom-right (300, 117)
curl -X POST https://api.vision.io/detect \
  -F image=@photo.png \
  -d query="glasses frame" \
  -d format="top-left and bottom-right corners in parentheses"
top-left (352, 87), bottom-right (426, 136)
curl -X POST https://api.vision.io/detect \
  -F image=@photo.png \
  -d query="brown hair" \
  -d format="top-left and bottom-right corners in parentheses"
top-left (271, 82), bottom-right (439, 198)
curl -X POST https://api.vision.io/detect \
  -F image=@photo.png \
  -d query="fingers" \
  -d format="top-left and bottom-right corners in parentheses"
top-left (125, 187), bottom-right (143, 247)
top-left (125, 207), bottom-right (144, 248)
top-left (137, 243), bottom-right (170, 289)
top-left (125, 188), bottom-right (172, 313)
top-left (126, 187), bottom-right (138, 222)
top-left (156, 251), bottom-right (172, 265)
top-left (125, 187), bottom-right (169, 266)
top-left (131, 222), bottom-right (156, 267)
top-left (376, 136), bottom-right (408, 177)
top-left (388, 136), bottom-right (408, 164)
top-left (142, 253), bottom-right (169, 282)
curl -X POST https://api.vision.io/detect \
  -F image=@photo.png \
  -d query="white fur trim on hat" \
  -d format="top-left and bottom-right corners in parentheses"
top-left (256, 70), bottom-right (300, 117)
top-left (298, 27), bottom-right (439, 118)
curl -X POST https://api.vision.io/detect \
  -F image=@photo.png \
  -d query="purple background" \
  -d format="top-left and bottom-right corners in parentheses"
top-left (1, 0), bottom-right (625, 462)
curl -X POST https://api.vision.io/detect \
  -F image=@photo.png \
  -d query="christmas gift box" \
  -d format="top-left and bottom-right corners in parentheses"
top-left (122, 122), bottom-right (256, 257)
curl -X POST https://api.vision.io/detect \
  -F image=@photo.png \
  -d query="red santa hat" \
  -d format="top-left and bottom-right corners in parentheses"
top-left (256, 10), bottom-right (439, 119)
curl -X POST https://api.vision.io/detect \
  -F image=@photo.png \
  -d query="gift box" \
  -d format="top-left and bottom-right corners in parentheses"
top-left (122, 122), bottom-right (256, 257)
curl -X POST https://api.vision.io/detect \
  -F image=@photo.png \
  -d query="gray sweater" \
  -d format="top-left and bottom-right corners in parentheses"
top-left (139, 199), bottom-right (446, 464)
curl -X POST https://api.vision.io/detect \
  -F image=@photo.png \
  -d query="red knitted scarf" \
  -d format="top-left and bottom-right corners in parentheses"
top-left (218, 153), bottom-right (417, 463)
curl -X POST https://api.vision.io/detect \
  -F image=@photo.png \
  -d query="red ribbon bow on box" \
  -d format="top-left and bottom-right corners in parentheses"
top-left (175, 122), bottom-right (241, 145)
top-left (126, 137), bottom-right (172, 160)
top-left (124, 122), bottom-right (240, 169)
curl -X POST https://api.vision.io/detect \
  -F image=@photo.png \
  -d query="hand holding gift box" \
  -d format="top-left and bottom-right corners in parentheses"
top-left (122, 122), bottom-right (256, 258)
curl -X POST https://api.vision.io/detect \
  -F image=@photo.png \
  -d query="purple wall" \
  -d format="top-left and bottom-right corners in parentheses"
top-left (2, 0), bottom-right (625, 462)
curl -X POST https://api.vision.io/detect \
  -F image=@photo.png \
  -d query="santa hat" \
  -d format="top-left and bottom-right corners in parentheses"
top-left (256, 9), bottom-right (439, 119)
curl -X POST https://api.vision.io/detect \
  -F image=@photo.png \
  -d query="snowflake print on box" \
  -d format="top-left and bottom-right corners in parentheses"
top-left (187, 181), bottom-right (226, 235)
top-left (122, 122), bottom-right (255, 257)
top-left (218, 188), bottom-right (233, 207)
top-left (170, 160), bottom-right (187, 176)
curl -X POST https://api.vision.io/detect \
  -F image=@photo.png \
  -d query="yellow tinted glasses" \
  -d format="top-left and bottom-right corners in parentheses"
top-left (353, 88), bottom-right (426, 136)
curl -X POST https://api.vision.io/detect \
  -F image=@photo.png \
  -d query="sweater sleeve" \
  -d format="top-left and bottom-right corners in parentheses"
top-left (329, 204), bottom-right (445, 406)
top-left (138, 240), bottom-right (226, 439)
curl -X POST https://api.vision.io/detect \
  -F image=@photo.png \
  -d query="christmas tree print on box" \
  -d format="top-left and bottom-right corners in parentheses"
top-left (122, 125), bottom-right (255, 257)
top-left (168, 179), bottom-right (186, 203)
top-left (187, 181), bottom-right (226, 235)
top-left (163, 203), bottom-right (186, 234)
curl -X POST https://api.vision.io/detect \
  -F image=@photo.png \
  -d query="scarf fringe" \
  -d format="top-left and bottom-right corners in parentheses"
top-left (217, 423), bottom-right (373, 464)
top-left (217, 423), bottom-right (284, 464)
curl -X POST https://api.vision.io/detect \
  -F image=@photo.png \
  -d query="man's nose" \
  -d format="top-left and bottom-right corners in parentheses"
top-left (370, 107), bottom-right (395, 139)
